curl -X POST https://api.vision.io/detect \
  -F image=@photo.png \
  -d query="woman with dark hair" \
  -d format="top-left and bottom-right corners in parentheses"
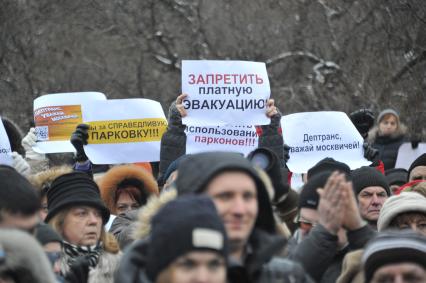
top-left (97, 165), bottom-right (159, 216)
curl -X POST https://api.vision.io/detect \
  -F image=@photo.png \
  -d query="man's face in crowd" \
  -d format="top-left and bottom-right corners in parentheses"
top-left (357, 186), bottom-right (388, 223)
top-left (371, 262), bottom-right (426, 283)
top-left (409, 166), bottom-right (426, 181)
top-left (0, 211), bottom-right (39, 234)
top-left (206, 171), bottom-right (258, 247)
top-left (298, 208), bottom-right (319, 238)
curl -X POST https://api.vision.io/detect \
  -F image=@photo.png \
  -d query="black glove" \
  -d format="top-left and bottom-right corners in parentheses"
top-left (350, 109), bottom-right (375, 138)
top-left (283, 143), bottom-right (290, 165)
top-left (64, 256), bottom-right (91, 283)
top-left (70, 124), bottom-right (89, 162)
top-left (363, 142), bottom-right (379, 162)
top-left (411, 139), bottom-right (420, 149)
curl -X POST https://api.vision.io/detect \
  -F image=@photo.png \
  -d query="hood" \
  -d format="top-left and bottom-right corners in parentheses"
top-left (133, 189), bottom-right (178, 240)
top-left (97, 165), bottom-right (159, 214)
top-left (0, 228), bottom-right (57, 283)
top-left (176, 151), bottom-right (276, 234)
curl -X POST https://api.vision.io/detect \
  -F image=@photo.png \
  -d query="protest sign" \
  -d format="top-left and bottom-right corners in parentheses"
top-left (33, 92), bottom-right (107, 153)
top-left (185, 125), bottom-right (258, 156)
top-left (83, 99), bottom-right (167, 164)
top-left (181, 60), bottom-right (271, 126)
top-left (0, 117), bottom-right (12, 166)
top-left (282, 111), bottom-right (371, 173)
top-left (395, 142), bottom-right (426, 170)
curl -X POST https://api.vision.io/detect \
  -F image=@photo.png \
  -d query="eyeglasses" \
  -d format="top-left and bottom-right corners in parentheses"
top-left (294, 215), bottom-right (317, 231)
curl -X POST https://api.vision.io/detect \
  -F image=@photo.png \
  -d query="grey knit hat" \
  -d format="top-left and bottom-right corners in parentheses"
top-left (377, 108), bottom-right (399, 123)
top-left (352, 166), bottom-right (390, 196)
top-left (377, 192), bottom-right (426, 231)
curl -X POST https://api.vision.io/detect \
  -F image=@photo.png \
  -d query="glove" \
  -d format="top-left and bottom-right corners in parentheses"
top-left (64, 256), bottom-right (90, 283)
top-left (11, 151), bottom-right (31, 175)
top-left (363, 142), bottom-right (379, 162)
top-left (350, 109), bottom-right (375, 138)
top-left (283, 143), bottom-right (290, 165)
top-left (411, 139), bottom-right (420, 149)
top-left (21, 127), bottom-right (46, 160)
top-left (70, 124), bottom-right (89, 162)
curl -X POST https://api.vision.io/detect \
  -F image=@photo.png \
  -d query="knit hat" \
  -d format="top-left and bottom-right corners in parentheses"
top-left (377, 108), bottom-right (399, 124)
top-left (35, 223), bottom-right (63, 246)
top-left (385, 168), bottom-right (408, 187)
top-left (146, 195), bottom-right (228, 281)
top-left (377, 192), bottom-right (426, 231)
top-left (0, 165), bottom-right (40, 215)
top-left (362, 230), bottom-right (426, 283)
top-left (407, 153), bottom-right (426, 181)
top-left (352, 166), bottom-right (390, 196)
top-left (45, 172), bottom-right (110, 224)
top-left (307, 158), bottom-right (351, 180)
top-left (299, 171), bottom-right (331, 209)
top-left (161, 154), bottom-right (188, 184)
top-left (176, 151), bottom-right (275, 234)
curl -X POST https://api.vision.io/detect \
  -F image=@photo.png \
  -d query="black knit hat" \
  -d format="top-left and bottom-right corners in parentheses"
top-left (146, 195), bottom-right (228, 281)
top-left (352, 166), bottom-right (390, 196)
top-left (362, 230), bottom-right (426, 283)
top-left (299, 171), bottom-right (331, 209)
top-left (385, 168), bottom-right (408, 187)
top-left (35, 223), bottom-right (62, 246)
top-left (307, 158), bottom-right (351, 180)
top-left (45, 172), bottom-right (110, 224)
top-left (407, 153), bottom-right (426, 181)
top-left (176, 151), bottom-right (275, 234)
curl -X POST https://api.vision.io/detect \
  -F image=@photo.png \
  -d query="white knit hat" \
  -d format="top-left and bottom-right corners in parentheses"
top-left (377, 192), bottom-right (426, 231)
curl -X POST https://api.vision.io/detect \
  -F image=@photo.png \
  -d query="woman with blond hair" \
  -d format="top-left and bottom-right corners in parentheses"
top-left (45, 171), bottom-right (120, 283)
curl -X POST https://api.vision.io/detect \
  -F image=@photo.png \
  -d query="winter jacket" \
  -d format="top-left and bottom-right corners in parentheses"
top-left (60, 248), bottom-right (121, 283)
top-left (115, 229), bottom-right (313, 283)
top-left (368, 125), bottom-right (407, 170)
top-left (287, 224), bottom-right (375, 283)
top-left (108, 209), bottom-right (139, 250)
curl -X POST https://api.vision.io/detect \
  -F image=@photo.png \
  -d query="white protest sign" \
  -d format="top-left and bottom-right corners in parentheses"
top-left (33, 92), bottom-right (107, 153)
top-left (395, 142), bottom-right (426, 169)
top-left (282, 111), bottom-right (371, 173)
top-left (0, 118), bottom-right (13, 166)
top-left (181, 60), bottom-right (271, 126)
top-left (83, 99), bottom-right (168, 164)
top-left (185, 125), bottom-right (258, 156)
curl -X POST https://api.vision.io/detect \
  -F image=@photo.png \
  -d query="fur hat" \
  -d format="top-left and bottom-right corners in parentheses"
top-left (97, 165), bottom-right (159, 214)
top-left (45, 172), bottom-right (110, 224)
top-left (377, 192), bottom-right (426, 231)
top-left (352, 166), bottom-right (390, 196)
top-left (407, 153), bottom-right (426, 181)
top-left (146, 195), bottom-right (228, 281)
top-left (362, 230), bottom-right (426, 283)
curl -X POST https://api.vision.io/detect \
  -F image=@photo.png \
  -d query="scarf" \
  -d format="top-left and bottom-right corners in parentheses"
top-left (63, 241), bottom-right (103, 268)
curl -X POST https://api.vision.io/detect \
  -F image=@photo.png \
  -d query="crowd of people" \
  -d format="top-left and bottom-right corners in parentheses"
top-left (0, 98), bottom-right (425, 283)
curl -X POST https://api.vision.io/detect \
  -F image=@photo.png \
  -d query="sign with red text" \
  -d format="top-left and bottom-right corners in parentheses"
top-left (282, 111), bottom-right (371, 173)
top-left (185, 125), bottom-right (258, 156)
top-left (33, 92), bottom-right (107, 153)
top-left (83, 99), bottom-right (167, 164)
top-left (0, 117), bottom-right (12, 166)
top-left (181, 60), bottom-right (270, 126)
